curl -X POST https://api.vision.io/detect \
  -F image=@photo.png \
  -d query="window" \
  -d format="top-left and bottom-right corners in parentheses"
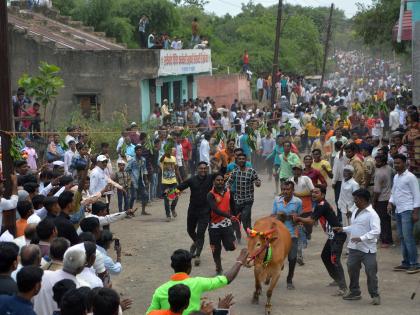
top-left (76, 94), bottom-right (101, 121)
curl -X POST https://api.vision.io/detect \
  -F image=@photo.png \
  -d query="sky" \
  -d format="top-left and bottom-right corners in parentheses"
top-left (204, 0), bottom-right (372, 18)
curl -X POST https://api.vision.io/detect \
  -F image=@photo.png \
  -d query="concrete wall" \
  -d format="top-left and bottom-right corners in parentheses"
top-left (196, 74), bottom-right (251, 107)
top-left (8, 26), bottom-right (159, 124)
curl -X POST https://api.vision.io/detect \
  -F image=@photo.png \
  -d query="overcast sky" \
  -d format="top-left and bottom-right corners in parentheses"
top-left (204, 0), bottom-right (372, 18)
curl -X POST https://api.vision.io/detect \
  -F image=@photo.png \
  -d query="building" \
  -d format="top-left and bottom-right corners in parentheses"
top-left (8, 3), bottom-right (211, 125)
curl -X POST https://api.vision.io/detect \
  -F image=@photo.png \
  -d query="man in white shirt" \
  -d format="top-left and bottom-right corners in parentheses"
top-left (338, 165), bottom-right (359, 227)
top-left (388, 154), bottom-right (420, 273)
top-left (0, 175), bottom-right (18, 231)
top-left (221, 110), bottom-right (231, 131)
top-left (389, 104), bottom-right (400, 132)
top-left (89, 155), bottom-right (111, 196)
top-left (34, 246), bottom-right (85, 315)
top-left (63, 140), bottom-right (76, 175)
top-left (199, 133), bottom-right (211, 164)
top-left (257, 76), bottom-right (264, 102)
top-left (335, 189), bottom-right (380, 305)
top-left (332, 141), bottom-right (347, 222)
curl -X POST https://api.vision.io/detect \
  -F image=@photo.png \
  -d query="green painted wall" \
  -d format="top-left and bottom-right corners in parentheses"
top-left (140, 79), bottom-right (150, 122)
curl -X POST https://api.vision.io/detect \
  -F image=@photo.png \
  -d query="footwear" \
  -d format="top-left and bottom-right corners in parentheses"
top-left (141, 211), bottom-right (151, 215)
top-left (393, 264), bottom-right (410, 271)
top-left (194, 257), bottom-right (201, 266)
top-left (286, 282), bottom-right (295, 290)
top-left (328, 281), bottom-right (339, 287)
top-left (166, 216), bottom-right (171, 222)
top-left (406, 266), bottom-right (420, 274)
top-left (342, 292), bottom-right (362, 300)
top-left (297, 258), bottom-right (305, 266)
top-left (380, 243), bottom-right (390, 248)
top-left (333, 288), bottom-right (348, 296)
top-left (171, 210), bottom-right (178, 218)
top-left (371, 296), bottom-right (381, 305)
top-left (190, 243), bottom-right (197, 257)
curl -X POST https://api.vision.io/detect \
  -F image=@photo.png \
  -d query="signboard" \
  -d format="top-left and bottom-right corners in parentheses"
top-left (158, 49), bottom-right (212, 77)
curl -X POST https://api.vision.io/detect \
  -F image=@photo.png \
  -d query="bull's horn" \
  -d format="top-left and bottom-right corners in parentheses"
top-left (263, 228), bottom-right (276, 236)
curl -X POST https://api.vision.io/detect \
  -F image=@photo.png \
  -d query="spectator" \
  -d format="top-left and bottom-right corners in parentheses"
top-left (77, 241), bottom-right (103, 289)
top-left (96, 230), bottom-right (122, 275)
top-left (389, 154), bottom-right (420, 274)
top-left (34, 245), bottom-right (86, 315)
top-left (344, 143), bottom-right (364, 186)
top-left (148, 284), bottom-right (191, 315)
top-left (43, 237), bottom-right (70, 271)
top-left (22, 138), bottom-right (38, 171)
top-left (138, 15), bottom-right (149, 48)
top-left (64, 140), bottom-right (77, 175)
top-left (11, 244), bottom-right (41, 281)
top-left (36, 218), bottom-right (57, 257)
top-left (61, 288), bottom-right (88, 315)
top-left (0, 266), bottom-right (43, 315)
top-left (47, 133), bottom-right (65, 162)
top-left (338, 165), bottom-right (360, 228)
top-left (45, 196), bottom-right (61, 219)
top-left (113, 159), bottom-right (131, 213)
top-left (191, 17), bottom-right (199, 47)
top-left (0, 242), bottom-right (19, 295)
top-left (91, 287), bottom-right (120, 315)
top-left (147, 248), bottom-right (248, 315)
top-left (52, 279), bottom-right (77, 315)
top-left (55, 191), bottom-right (79, 245)
top-left (16, 200), bottom-right (34, 237)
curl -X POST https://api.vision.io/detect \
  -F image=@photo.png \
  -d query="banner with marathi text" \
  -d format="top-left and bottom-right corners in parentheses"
top-left (158, 49), bottom-right (212, 77)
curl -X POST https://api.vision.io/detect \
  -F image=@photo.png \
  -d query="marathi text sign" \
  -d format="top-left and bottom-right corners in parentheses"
top-left (158, 49), bottom-right (212, 77)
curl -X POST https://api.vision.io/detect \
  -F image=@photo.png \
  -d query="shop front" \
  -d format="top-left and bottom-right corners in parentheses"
top-left (140, 49), bottom-right (212, 122)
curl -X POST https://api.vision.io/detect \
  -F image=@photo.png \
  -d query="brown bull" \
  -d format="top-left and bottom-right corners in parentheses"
top-left (245, 216), bottom-right (292, 315)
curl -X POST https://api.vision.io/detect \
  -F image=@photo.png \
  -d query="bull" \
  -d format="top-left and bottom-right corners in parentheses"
top-left (245, 216), bottom-right (292, 315)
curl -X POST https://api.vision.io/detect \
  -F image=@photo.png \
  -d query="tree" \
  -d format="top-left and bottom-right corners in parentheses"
top-left (353, 0), bottom-right (408, 53)
top-left (173, 0), bottom-right (209, 9)
top-left (18, 62), bottom-right (64, 131)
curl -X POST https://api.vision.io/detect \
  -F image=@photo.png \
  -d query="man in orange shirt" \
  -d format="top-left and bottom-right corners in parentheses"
top-left (214, 138), bottom-right (236, 174)
top-left (16, 200), bottom-right (34, 237)
top-left (149, 284), bottom-right (190, 315)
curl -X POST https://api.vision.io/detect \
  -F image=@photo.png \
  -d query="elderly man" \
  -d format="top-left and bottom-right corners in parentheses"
top-left (34, 245), bottom-right (86, 315)
top-left (11, 244), bottom-right (41, 281)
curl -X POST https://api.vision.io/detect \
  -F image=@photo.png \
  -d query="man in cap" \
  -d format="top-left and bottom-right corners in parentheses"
top-left (89, 155), bottom-right (112, 203)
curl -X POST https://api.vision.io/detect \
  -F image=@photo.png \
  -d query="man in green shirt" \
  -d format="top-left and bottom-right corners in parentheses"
top-left (279, 141), bottom-right (300, 182)
top-left (147, 248), bottom-right (248, 315)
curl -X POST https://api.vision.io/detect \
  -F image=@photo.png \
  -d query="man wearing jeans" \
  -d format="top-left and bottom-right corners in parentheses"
top-left (226, 153), bottom-right (261, 241)
top-left (335, 189), bottom-right (381, 305)
top-left (126, 145), bottom-right (150, 216)
top-left (389, 154), bottom-right (420, 274)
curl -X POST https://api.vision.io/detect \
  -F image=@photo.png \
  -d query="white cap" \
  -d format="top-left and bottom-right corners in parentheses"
top-left (27, 214), bottom-right (41, 224)
top-left (343, 165), bottom-right (354, 173)
top-left (117, 159), bottom-right (127, 165)
top-left (52, 161), bottom-right (65, 167)
top-left (0, 230), bottom-right (14, 242)
top-left (97, 155), bottom-right (108, 162)
top-left (130, 122), bottom-right (137, 126)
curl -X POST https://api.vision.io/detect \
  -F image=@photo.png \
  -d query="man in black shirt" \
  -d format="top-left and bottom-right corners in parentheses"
top-left (54, 191), bottom-right (79, 245)
top-left (295, 186), bottom-right (348, 295)
top-left (177, 162), bottom-right (214, 266)
top-left (0, 242), bottom-right (19, 295)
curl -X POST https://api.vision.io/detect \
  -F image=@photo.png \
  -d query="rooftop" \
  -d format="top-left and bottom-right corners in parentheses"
top-left (8, 6), bottom-right (126, 50)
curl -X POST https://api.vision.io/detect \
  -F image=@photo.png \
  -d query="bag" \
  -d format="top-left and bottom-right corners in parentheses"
top-left (71, 156), bottom-right (88, 171)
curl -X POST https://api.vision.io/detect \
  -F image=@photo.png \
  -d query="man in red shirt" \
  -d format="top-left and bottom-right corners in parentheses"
top-left (21, 102), bottom-right (40, 131)
top-left (207, 173), bottom-right (238, 274)
top-left (242, 49), bottom-right (249, 73)
top-left (180, 135), bottom-right (192, 176)
top-left (303, 155), bottom-right (327, 188)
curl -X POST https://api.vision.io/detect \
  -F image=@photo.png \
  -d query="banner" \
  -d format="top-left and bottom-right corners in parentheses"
top-left (158, 49), bottom-right (212, 77)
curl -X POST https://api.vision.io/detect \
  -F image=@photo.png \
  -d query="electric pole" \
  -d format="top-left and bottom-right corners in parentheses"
top-left (270, 0), bottom-right (283, 107)
top-left (320, 3), bottom-right (334, 90)
top-left (0, 1), bottom-right (17, 236)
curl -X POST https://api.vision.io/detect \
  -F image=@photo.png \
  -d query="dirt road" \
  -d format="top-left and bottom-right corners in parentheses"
top-left (111, 179), bottom-right (420, 315)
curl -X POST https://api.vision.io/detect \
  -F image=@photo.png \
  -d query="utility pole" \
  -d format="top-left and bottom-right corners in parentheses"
top-left (270, 0), bottom-right (283, 108)
top-left (320, 3), bottom-right (334, 91)
top-left (0, 1), bottom-right (17, 236)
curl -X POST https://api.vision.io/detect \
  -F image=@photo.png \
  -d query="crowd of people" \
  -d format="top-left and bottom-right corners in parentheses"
top-left (1, 49), bottom-right (420, 314)
top-left (139, 15), bottom-right (209, 50)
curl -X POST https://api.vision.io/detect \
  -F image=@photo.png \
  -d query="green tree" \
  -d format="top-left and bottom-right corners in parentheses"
top-left (18, 62), bottom-right (64, 131)
top-left (353, 0), bottom-right (408, 53)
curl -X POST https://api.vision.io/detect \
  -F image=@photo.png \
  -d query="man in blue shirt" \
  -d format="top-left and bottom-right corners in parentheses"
top-left (271, 180), bottom-right (302, 290)
top-left (0, 266), bottom-right (43, 315)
